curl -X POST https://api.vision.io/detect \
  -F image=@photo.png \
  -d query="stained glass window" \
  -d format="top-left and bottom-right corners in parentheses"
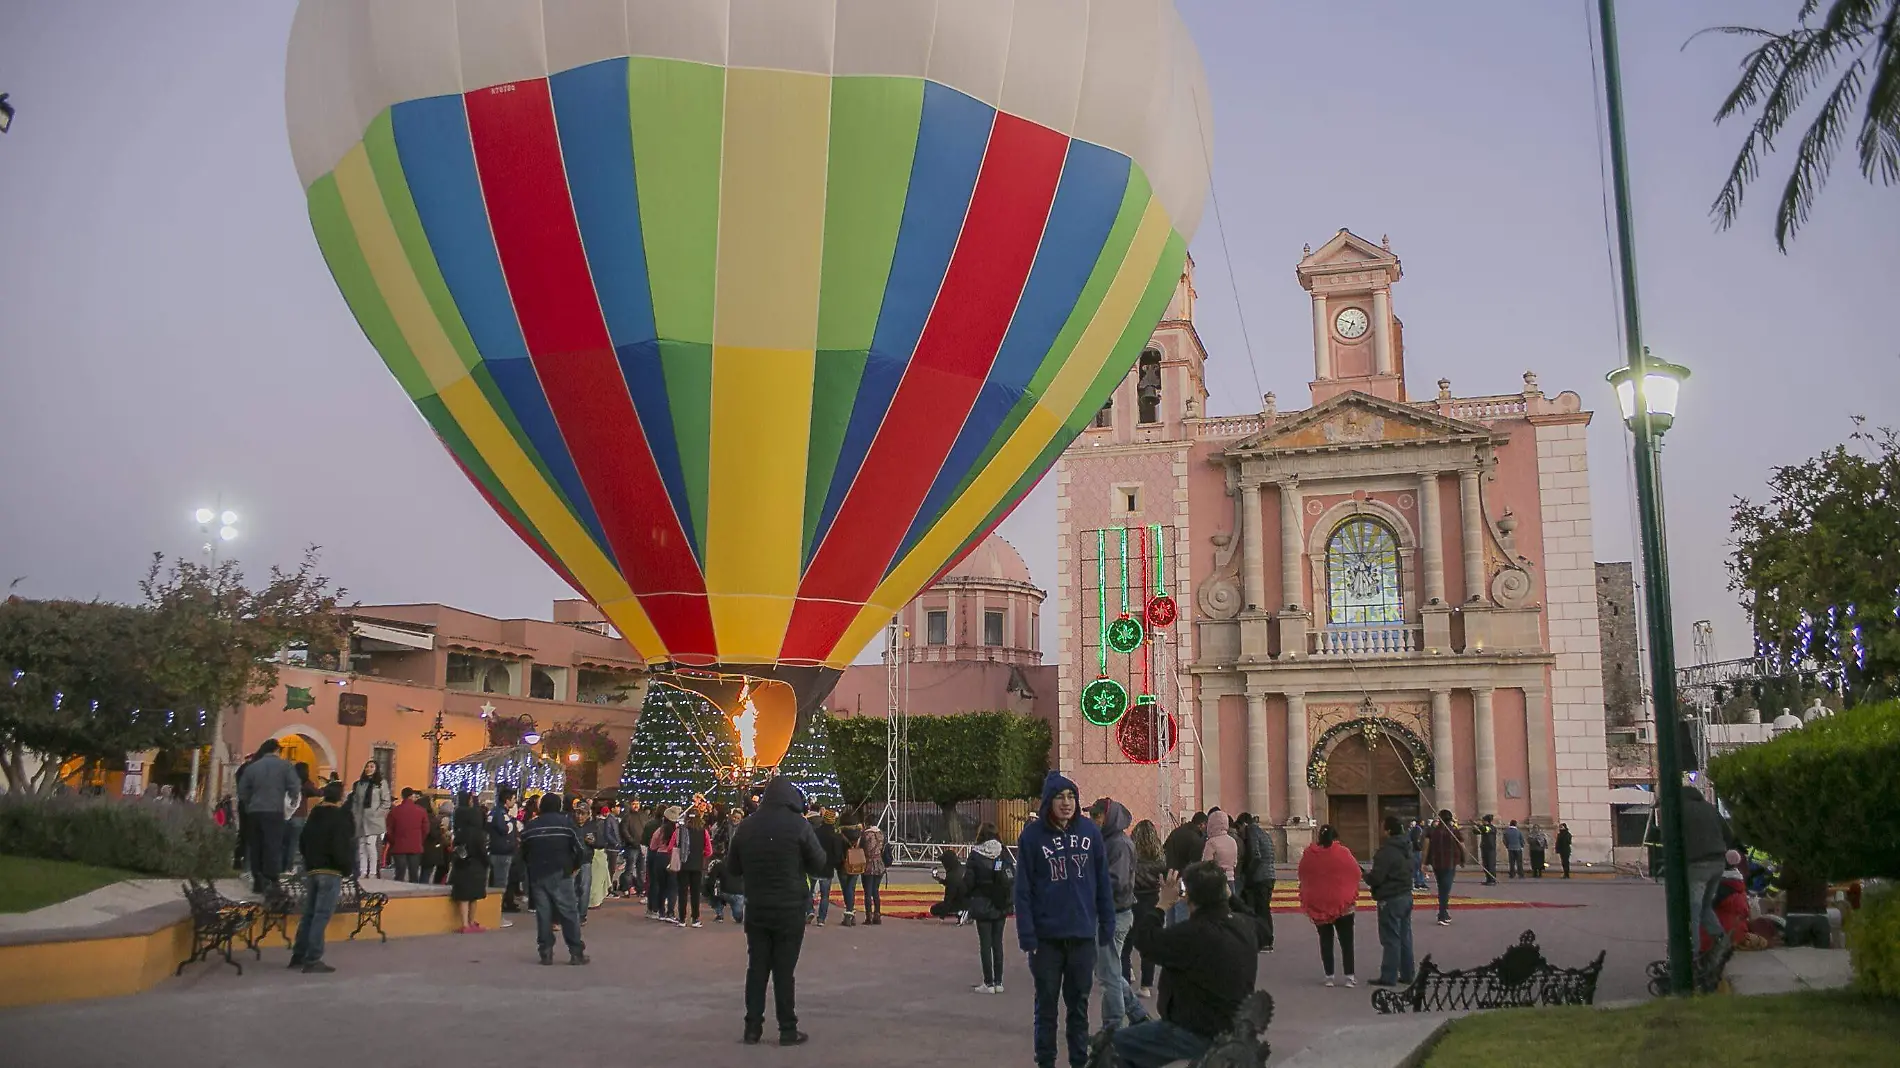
top-left (1327, 518), bottom-right (1402, 624)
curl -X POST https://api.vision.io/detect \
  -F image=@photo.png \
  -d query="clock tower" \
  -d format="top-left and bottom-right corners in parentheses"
top-left (1297, 229), bottom-right (1405, 405)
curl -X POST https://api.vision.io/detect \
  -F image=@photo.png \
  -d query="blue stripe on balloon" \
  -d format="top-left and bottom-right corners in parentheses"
top-left (549, 59), bottom-right (699, 566)
top-left (805, 80), bottom-right (993, 564)
top-left (390, 93), bottom-right (616, 565)
top-left (891, 140), bottom-right (1133, 568)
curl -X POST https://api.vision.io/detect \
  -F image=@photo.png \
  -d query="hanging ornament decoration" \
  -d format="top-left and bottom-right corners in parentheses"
top-left (1145, 595), bottom-right (1178, 629)
top-left (1081, 677), bottom-right (1130, 727)
top-left (1117, 706), bottom-right (1178, 763)
top-left (1106, 614), bottom-right (1145, 654)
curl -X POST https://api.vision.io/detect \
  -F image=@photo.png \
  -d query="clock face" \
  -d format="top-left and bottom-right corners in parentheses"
top-left (1335, 307), bottom-right (1369, 339)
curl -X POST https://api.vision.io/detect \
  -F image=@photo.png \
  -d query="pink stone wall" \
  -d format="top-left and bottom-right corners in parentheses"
top-left (1492, 686), bottom-right (1530, 824)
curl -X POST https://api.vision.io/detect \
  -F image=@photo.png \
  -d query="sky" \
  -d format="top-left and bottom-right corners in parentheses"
top-left (1, 1), bottom-right (1895, 669)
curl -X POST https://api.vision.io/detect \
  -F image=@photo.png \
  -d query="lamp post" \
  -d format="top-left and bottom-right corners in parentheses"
top-left (194, 502), bottom-right (240, 564)
top-left (1596, 0), bottom-right (1694, 996)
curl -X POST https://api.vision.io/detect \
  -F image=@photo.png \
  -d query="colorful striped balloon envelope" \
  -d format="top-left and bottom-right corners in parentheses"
top-left (287, 0), bottom-right (1211, 722)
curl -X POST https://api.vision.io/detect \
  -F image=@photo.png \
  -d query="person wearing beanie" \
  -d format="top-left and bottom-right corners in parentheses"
top-left (289, 780), bottom-right (356, 973)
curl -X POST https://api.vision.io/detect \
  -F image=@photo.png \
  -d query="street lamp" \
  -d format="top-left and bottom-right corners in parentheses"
top-left (1597, 0), bottom-right (1694, 995)
top-left (1606, 352), bottom-right (1690, 435)
top-left (194, 502), bottom-right (240, 562)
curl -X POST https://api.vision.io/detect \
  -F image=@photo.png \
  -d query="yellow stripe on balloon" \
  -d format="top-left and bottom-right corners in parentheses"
top-left (823, 196), bottom-right (1177, 668)
top-left (705, 67), bottom-right (830, 661)
top-left (330, 141), bottom-right (669, 662)
top-left (706, 347), bottom-right (812, 661)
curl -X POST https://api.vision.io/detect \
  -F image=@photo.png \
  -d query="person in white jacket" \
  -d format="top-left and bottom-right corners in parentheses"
top-left (348, 761), bottom-right (393, 878)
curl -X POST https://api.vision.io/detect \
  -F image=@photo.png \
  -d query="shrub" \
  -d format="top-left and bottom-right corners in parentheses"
top-left (1847, 883), bottom-right (1900, 999)
top-left (1706, 701), bottom-right (1900, 881)
top-left (0, 793), bottom-right (235, 879)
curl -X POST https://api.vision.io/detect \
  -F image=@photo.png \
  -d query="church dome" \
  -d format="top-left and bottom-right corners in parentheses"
top-left (944, 534), bottom-right (1036, 587)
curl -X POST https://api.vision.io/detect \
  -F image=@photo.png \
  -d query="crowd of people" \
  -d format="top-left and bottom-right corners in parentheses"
top-left (225, 744), bottom-right (1672, 1065)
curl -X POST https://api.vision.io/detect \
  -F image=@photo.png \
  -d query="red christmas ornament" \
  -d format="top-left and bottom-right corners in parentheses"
top-left (1116, 706), bottom-right (1178, 764)
top-left (1145, 595), bottom-right (1178, 629)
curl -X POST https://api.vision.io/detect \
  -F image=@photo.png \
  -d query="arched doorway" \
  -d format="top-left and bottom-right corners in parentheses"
top-left (1324, 733), bottom-right (1420, 856)
top-left (272, 729), bottom-right (337, 785)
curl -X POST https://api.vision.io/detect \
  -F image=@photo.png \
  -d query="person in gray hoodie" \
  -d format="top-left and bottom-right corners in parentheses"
top-left (1090, 797), bottom-right (1154, 1032)
top-left (235, 739), bottom-right (301, 892)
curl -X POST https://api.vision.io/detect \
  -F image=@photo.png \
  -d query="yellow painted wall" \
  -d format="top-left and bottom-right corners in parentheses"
top-left (0, 892), bottom-right (495, 1009)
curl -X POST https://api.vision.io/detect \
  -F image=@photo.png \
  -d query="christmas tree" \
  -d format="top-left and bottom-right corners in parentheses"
top-left (775, 708), bottom-right (843, 812)
top-left (618, 685), bottom-right (739, 808)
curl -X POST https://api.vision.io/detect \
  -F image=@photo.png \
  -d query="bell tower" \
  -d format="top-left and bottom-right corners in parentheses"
top-left (1297, 230), bottom-right (1405, 405)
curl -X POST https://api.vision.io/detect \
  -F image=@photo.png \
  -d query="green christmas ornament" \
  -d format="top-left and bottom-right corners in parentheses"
top-left (1081, 677), bottom-right (1130, 726)
top-left (1105, 614), bottom-right (1144, 655)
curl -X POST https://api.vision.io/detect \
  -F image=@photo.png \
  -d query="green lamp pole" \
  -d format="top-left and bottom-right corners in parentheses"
top-left (1596, 0), bottom-right (1694, 995)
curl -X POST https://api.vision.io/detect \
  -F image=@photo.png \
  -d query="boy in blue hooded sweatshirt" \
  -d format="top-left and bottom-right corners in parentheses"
top-left (1015, 771), bottom-right (1115, 1068)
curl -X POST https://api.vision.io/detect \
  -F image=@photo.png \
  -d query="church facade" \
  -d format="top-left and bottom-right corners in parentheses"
top-left (1054, 230), bottom-right (1613, 860)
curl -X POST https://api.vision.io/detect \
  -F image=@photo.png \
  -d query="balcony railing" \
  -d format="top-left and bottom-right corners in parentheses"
top-left (1312, 624), bottom-right (1422, 657)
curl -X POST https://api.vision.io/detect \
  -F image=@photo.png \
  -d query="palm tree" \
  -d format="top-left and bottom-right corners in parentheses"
top-left (1697, 0), bottom-right (1899, 250)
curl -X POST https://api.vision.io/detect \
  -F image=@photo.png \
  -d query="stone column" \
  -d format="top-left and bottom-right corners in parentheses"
top-left (1523, 683), bottom-right (1552, 823)
top-left (1430, 689), bottom-right (1456, 813)
top-left (1199, 690), bottom-right (1223, 811)
top-left (1373, 288), bottom-right (1394, 375)
top-left (1284, 691), bottom-right (1311, 822)
top-left (1240, 482), bottom-right (1267, 611)
top-left (1246, 689), bottom-right (1272, 820)
top-left (1311, 293), bottom-right (1331, 379)
top-left (1459, 467), bottom-right (1486, 604)
top-left (947, 589), bottom-right (959, 649)
top-left (1278, 479), bottom-right (1304, 612)
top-left (1473, 686), bottom-right (1498, 819)
top-left (1418, 471), bottom-right (1446, 605)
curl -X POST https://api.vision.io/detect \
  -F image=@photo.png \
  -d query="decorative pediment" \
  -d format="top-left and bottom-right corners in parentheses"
top-left (1228, 391), bottom-right (1495, 455)
top-left (1298, 229), bottom-right (1401, 288)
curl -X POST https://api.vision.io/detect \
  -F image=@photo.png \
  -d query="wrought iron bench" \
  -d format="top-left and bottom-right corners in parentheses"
top-left (1084, 990), bottom-right (1274, 1068)
top-left (176, 880), bottom-right (262, 976)
top-left (258, 873), bottom-right (390, 947)
top-left (1372, 930), bottom-right (1605, 1014)
top-left (1646, 933), bottom-right (1734, 997)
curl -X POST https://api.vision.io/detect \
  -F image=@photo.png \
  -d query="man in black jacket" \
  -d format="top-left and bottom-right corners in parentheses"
top-left (1112, 862), bottom-right (1257, 1068)
top-left (726, 776), bottom-right (828, 1047)
top-left (1364, 816), bottom-right (1416, 987)
top-left (520, 793), bottom-right (587, 966)
top-left (290, 781), bottom-right (355, 974)
top-left (1160, 812), bottom-right (1208, 925)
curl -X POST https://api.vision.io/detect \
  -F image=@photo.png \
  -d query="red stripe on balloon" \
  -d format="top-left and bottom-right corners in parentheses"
top-left (782, 113), bottom-right (1068, 663)
top-left (463, 79), bottom-right (713, 656)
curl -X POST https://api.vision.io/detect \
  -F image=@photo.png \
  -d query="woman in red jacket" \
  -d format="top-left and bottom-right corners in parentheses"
top-left (1298, 825), bottom-right (1362, 988)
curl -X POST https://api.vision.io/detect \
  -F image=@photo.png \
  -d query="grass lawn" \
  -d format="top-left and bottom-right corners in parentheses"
top-left (1421, 989), bottom-right (1900, 1067)
top-left (0, 855), bottom-right (141, 913)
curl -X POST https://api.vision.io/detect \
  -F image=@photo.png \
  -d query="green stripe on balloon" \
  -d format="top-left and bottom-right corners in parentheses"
top-left (360, 110), bottom-right (574, 527)
top-left (630, 56), bottom-right (725, 555)
top-left (306, 175), bottom-right (543, 551)
top-left (307, 175), bottom-right (431, 400)
top-left (804, 75), bottom-right (924, 561)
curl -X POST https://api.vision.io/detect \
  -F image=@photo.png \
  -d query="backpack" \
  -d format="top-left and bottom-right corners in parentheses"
top-left (844, 845), bottom-right (868, 875)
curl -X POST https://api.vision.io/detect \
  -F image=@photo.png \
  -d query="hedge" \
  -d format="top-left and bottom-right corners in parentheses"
top-left (831, 709), bottom-right (1051, 811)
top-left (0, 793), bottom-right (235, 879)
top-left (1706, 700), bottom-right (1900, 881)
top-left (1847, 883), bottom-right (1900, 998)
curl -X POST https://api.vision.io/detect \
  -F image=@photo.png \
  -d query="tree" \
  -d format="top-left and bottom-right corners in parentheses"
top-left (1698, 1), bottom-right (1900, 250)
top-left (619, 686), bottom-right (738, 808)
top-left (775, 709), bottom-right (843, 812)
top-left (824, 709), bottom-right (1051, 841)
top-left (1729, 421), bottom-right (1900, 699)
top-left (0, 599), bottom-right (182, 794)
top-left (138, 549), bottom-right (349, 808)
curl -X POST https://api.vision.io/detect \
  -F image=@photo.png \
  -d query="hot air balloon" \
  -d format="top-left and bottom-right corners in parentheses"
top-left (285, 0), bottom-right (1211, 753)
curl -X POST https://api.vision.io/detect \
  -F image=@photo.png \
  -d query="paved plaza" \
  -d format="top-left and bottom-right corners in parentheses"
top-left (0, 873), bottom-right (1664, 1066)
